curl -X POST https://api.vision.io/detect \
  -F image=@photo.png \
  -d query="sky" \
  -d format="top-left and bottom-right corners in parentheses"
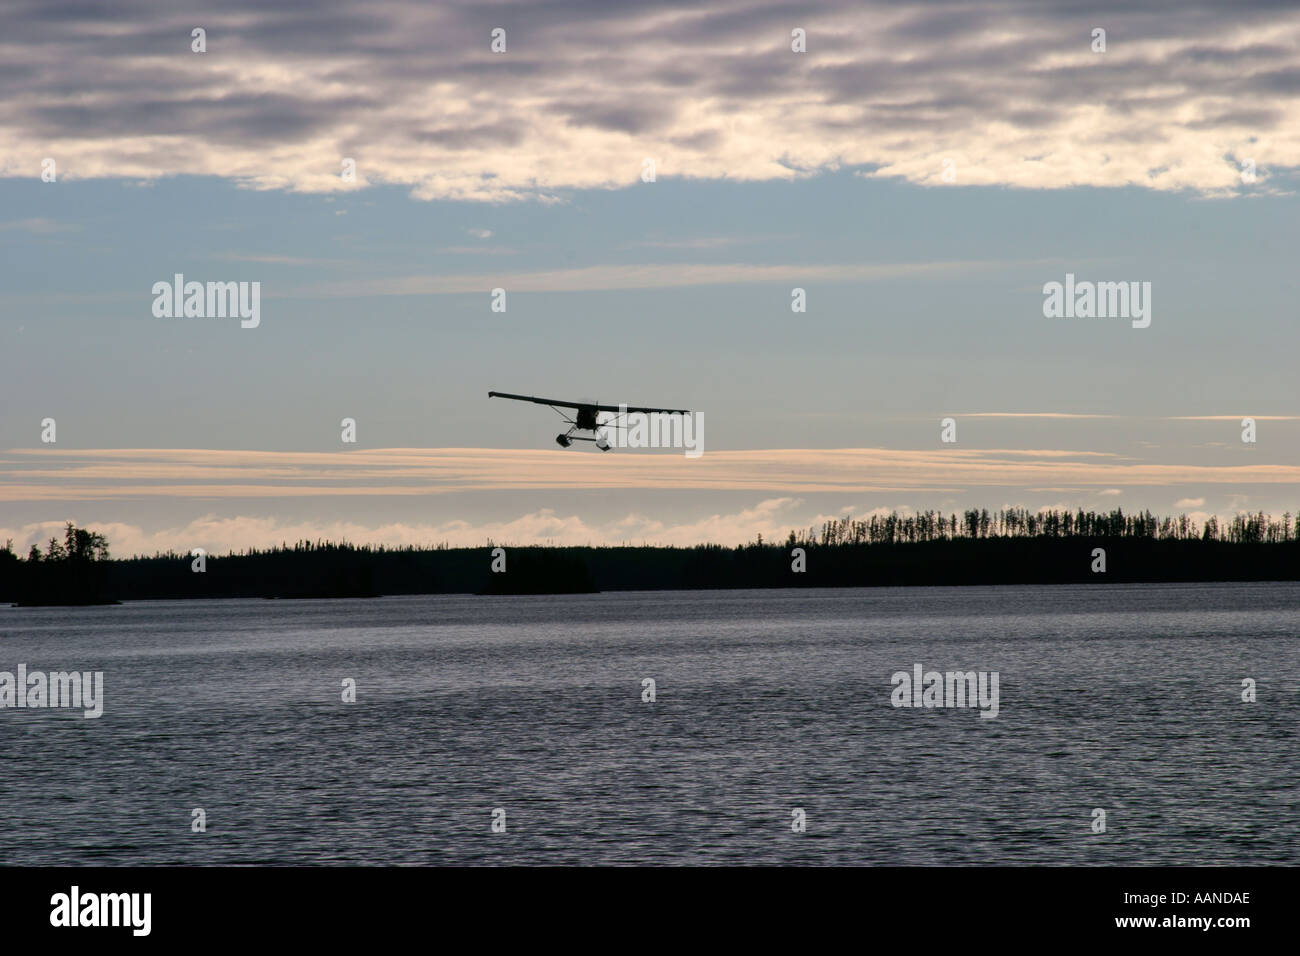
top-left (2, 0), bottom-right (1299, 555)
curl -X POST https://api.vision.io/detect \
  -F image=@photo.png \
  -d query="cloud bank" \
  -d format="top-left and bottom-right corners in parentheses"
top-left (4, 446), bottom-right (1299, 503)
top-left (3, 0), bottom-right (1298, 199)
top-left (0, 498), bottom-right (821, 554)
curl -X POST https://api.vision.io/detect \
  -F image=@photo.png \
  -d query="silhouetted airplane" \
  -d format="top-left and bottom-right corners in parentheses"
top-left (488, 390), bottom-right (689, 450)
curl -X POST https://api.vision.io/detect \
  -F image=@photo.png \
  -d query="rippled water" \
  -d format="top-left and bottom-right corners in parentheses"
top-left (1, 583), bottom-right (1296, 865)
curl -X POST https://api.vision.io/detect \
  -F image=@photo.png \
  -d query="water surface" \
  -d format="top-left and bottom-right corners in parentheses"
top-left (1, 583), bottom-right (1296, 865)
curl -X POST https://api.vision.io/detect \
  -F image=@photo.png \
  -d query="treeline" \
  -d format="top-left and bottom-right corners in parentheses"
top-left (1, 523), bottom-right (116, 605)
top-left (791, 507), bottom-right (1297, 547)
top-left (2, 509), bottom-right (1299, 604)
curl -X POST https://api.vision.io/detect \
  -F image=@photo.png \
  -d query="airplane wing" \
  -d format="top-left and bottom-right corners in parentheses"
top-left (488, 391), bottom-right (689, 414)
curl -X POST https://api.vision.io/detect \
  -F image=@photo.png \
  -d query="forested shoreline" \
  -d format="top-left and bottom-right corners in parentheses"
top-left (3, 509), bottom-right (1299, 604)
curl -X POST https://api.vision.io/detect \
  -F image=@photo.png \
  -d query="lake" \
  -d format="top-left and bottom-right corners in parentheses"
top-left (1, 583), bottom-right (1296, 865)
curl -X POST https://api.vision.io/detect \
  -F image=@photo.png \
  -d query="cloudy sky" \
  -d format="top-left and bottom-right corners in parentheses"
top-left (2, 0), bottom-right (1299, 554)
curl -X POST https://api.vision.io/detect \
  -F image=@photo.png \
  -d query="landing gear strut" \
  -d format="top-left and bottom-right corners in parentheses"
top-left (555, 425), bottom-right (610, 450)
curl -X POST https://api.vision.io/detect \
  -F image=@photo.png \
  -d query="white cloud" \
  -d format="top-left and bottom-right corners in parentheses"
top-left (0, 498), bottom-right (813, 555)
top-left (625, 235), bottom-right (786, 250)
top-left (962, 412), bottom-right (1117, 419)
top-left (0, 218), bottom-right (78, 234)
top-left (299, 258), bottom-right (1026, 297)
